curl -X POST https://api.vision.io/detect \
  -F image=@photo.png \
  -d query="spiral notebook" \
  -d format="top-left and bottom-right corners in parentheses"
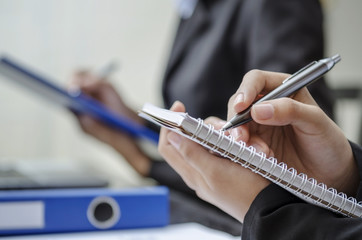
top-left (139, 103), bottom-right (362, 218)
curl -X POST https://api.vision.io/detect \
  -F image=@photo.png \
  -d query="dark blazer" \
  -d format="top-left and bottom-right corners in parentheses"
top-left (243, 142), bottom-right (362, 239)
top-left (162, 0), bottom-right (335, 120)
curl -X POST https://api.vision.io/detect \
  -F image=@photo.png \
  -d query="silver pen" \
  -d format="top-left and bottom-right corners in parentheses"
top-left (97, 60), bottom-right (119, 79)
top-left (221, 54), bottom-right (341, 131)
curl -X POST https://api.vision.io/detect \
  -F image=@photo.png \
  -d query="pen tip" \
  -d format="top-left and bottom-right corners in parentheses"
top-left (332, 54), bottom-right (341, 63)
top-left (221, 122), bottom-right (232, 132)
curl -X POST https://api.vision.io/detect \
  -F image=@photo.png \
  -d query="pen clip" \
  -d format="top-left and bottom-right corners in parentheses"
top-left (282, 61), bottom-right (317, 84)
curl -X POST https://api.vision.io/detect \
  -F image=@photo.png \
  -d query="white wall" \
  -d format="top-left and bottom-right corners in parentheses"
top-left (0, 0), bottom-right (360, 186)
top-left (0, 0), bottom-right (178, 186)
top-left (324, 0), bottom-right (362, 143)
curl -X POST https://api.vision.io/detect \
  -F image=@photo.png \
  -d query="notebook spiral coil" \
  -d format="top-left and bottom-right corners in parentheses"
top-left (189, 117), bottom-right (362, 218)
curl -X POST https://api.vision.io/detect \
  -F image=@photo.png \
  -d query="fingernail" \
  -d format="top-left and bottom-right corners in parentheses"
top-left (253, 103), bottom-right (274, 120)
top-left (251, 143), bottom-right (263, 153)
top-left (170, 101), bottom-right (181, 110)
top-left (167, 132), bottom-right (181, 150)
top-left (234, 93), bottom-right (244, 105)
top-left (218, 120), bottom-right (226, 126)
top-left (67, 84), bottom-right (80, 93)
top-left (171, 101), bottom-right (178, 108)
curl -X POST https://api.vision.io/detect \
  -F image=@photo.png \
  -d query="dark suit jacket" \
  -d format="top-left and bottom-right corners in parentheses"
top-left (243, 142), bottom-right (362, 239)
top-left (150, 0), bottom-right (335, 235)
top-left (162, 0), bottom-right (334, 120)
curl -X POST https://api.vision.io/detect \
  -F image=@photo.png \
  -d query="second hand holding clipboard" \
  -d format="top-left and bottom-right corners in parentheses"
top-left (0, 55), bottom-right (159, 144)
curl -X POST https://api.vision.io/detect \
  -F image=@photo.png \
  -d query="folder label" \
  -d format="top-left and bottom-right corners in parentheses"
top-left (0, 201), bottom-right (44, 230)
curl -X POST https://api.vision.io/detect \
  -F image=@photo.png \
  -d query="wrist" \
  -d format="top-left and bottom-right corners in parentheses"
top-left (130, 154), bottom-right (151, 177)
top-left (109, 133), bottom-right (151, 177)
top-left (338, 145), bottom-right (359, 197)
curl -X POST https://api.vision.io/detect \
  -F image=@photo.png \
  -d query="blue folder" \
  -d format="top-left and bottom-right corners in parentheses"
top-left (0, 56), bottom-right (159, 143)
top-left (0, 186), bottom-right (169, 235)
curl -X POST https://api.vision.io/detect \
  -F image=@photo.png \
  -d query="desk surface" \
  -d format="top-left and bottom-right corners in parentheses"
top-left (1, 223), bottom-right (240, 240)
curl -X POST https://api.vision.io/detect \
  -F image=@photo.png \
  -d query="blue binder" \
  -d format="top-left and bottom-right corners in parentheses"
top-left (0, 186), bottom-right (169, 235)
top-left (0, 55), bottom-right (159, 143)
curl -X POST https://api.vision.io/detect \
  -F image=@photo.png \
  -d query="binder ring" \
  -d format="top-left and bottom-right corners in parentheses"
top-left (87, 196), bottom-right (121, 229)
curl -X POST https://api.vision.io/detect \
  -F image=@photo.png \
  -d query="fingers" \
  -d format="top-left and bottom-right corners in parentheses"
top-left (70, 70), bottom-right (111, 95)
top-left (157, 101), bottom-right (271, 221)
top-left (228, 70), bottom-right (290, 119)
top-left (158, 101), bottom-right (201, 189)
top-left (251, 98), bottom-right (331, 135)
top-left (164, 119), bottom-right (271, 216)
top-left (169, 101), bottom-right (186, 113)
top-left (228, 125), bottom-right (273, 157)
top-left (167, 131), bottom-right (212, 184)
top-left (160, 102), bottom-right (235, 187)
top-left (167, 130), bottom-right (221, 172)
top-left (159, 132), bottom-right (205, 191)
top-left (158, 101), bottom-right (231, 192)
top-left (70, 71), bottom-right (95, 90)
top-left (204, 117), bottom-right (226, 130)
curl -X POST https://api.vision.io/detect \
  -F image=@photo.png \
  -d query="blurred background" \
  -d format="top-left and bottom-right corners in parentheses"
top-left (0, 0), bottom-right (361, 188)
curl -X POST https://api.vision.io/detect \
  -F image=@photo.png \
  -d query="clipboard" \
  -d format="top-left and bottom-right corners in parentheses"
top-left (0, 55), bottom-right (159, 143)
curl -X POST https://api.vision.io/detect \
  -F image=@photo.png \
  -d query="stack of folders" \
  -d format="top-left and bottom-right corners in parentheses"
top-left (0, 186), bottom-right (169, 235)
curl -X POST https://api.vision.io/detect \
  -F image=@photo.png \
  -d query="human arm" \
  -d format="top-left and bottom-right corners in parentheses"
top-left (242, 143), bottom-right (362, 240)
top-left (71, 71), bottom-right (205, 194)
top-left (71, 71), bottom-right (151, 176)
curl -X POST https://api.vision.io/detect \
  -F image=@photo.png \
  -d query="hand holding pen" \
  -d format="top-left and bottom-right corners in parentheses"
top-left (222, 54), bottom-right (341, 131)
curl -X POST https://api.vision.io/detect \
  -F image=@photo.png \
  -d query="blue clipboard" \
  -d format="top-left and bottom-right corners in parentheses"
top-left (0, 55), bottom-right (159, 143)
